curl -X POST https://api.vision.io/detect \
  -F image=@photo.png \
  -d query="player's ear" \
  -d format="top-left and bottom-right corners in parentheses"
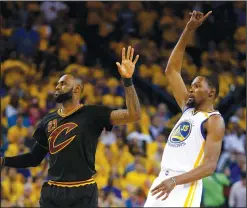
top-left (72, 84), bottom-right (78, 93)
top-left (80, 84), bottom-right (84, 94)
top-left (209, 88), bottom-right (215, 98)
top-left (74, 84), bottom-right (83, 94)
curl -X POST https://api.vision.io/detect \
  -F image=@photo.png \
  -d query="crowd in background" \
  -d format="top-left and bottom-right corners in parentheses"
top-left (1, 2), bottom-right (246, 207)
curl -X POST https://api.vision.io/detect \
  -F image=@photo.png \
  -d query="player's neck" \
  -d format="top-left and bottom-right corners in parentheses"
top-left (61, 100), bottom-right (81, 114)
top-left (195, 102), bottom-right (214, 112)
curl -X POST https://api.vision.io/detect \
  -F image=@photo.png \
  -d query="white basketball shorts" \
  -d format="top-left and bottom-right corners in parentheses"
top-left (144, 169), bottom-right (203, 207)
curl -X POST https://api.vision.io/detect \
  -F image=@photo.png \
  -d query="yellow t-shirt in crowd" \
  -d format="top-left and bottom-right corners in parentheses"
top-left (7, 126), bottom-right (28, 144)
top-left (60, 33), bottom-right (85, 56)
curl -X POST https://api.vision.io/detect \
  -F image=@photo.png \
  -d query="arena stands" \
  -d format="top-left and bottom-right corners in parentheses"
top-left (1, 2), bottom-right (246, 207)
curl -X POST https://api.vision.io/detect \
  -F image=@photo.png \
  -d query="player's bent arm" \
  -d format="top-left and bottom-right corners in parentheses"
top-left (1, 142), bottom-right (48, 168)
top-left (110, 82), bottom-right (141, 125)
top-left (173, 115), bottom-right (225, 185)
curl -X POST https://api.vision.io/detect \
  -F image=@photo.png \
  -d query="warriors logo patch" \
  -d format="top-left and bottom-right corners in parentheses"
top-left (168, 121), bottom-right (192, 147)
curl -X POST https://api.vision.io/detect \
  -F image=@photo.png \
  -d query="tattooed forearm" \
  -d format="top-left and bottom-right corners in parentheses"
top-left (124, 85), bottom-right (141, 118)
top-left (110, 85), bottom-right (141, 125)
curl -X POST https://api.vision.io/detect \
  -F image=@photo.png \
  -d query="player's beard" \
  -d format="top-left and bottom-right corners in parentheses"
top-left (55, 88), bottom-right (73, 103)
top-left (186, 97), bottom-right (195, 107)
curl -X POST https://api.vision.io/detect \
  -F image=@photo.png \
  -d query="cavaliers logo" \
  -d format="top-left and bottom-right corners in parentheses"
top-left (48, 122), bottom-right (78, 154)
top-left (169, 121), bottom-right (192, 144)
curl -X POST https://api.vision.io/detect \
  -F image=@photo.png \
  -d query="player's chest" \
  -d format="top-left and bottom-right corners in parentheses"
top-left (44, 113), bottom-right (95, 136)
top-left (43, 116), bottom-right (93, 154)
top-left (167, 114), bottom-right (206, 147)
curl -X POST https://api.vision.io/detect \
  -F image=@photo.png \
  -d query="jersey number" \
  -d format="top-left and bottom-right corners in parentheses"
top-left (181, 125), bottom-right (189, 132)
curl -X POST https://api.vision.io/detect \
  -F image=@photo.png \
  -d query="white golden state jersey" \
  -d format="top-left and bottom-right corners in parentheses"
top-left (161, 107), bottom-right (221, 172)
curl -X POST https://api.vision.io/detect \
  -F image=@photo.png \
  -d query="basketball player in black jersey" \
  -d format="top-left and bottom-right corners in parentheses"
top-left (1, 46), bottom-right (141, 207)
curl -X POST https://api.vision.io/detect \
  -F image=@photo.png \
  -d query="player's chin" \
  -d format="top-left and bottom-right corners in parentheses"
top-left (186, 98), bottom-right (195, 107)
top-left (54, 94), bottom-right (63, 103)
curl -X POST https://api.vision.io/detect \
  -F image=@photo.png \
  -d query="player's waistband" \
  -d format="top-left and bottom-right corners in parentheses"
top-left (47, 177), bottom-right (95, 187)
top-left (159, 168), bottom-right (186, 177)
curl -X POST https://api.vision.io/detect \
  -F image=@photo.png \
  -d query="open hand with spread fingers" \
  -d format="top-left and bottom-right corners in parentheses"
top-left (186, 10), bottom-right (212, 31)
top-left (116, 46), bottom-right (139, 78)
top-left (151, 178), bottom-right (176, 201)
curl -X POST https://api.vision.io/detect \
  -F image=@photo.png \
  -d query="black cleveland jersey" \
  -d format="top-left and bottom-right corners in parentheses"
top-left (33, 104), bottom-right (114, 182)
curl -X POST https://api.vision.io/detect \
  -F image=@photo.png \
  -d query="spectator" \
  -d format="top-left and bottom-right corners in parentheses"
top-left (40, 1), bottom-right (68, 23)
top-left (102, 177), bottom-right (122, 199)
top-left (1, 168), bottom-right (25, 203)
top-left (124, 153), bottom-right (144, 176)
top-left (125, 187), bottom-right (146, 207)
top-left (32, 14), bottom-right (52, 52)
top-left (7, 114), bottom-right (28, 144)
top-left (118, 3), bottom-right (136, 34)
top-left (23, 126), bottom-right (36, 149)
top-left (202, 171), bottom-right (230, 208)
top-left (1, 2), bottom-right (246, 207)
top-left (217, 120), bottom-right (246, 172)
top-left (156, 103), bottom-right (170, 122)
top-left (100, 130), bottom-right (117, 145)
top-left (227, 153), bottom-right (244, 184)
top-left (149, 116), bottom-right (164, 141)
top-left (45, 92), bottom-right (57, 114)
top-left (99, 191), bottom-right (125, 207)
top-left (127, 123), bottom-right (152, 154)
top-left (1, 124), bottom-right (8, 154)
top-left (5, 94), bottom-right (20, 127)
top-left (229, 171), bottom-right (246, 208)
top-left (10, 15), bottom-right (40, 57)
top-left (147, 132), bottom-right (166, 161)
top-left (60, 22), bottom-right (86, 62)
top-left (27, 97), bottom-right (43, 126)
top-left (16, 183), bottom-right (36, 207)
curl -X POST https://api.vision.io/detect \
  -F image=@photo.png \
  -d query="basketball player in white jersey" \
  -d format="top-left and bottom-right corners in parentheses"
top-left (144, 11), bottom-right (225, 207)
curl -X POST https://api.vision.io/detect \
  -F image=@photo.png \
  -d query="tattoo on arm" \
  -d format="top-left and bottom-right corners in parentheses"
top-left (124, 85), bottom-right (141, 115)
top-left (110, 85), bottom-right (141, 125)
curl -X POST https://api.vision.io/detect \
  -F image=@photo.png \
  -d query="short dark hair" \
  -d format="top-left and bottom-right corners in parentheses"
top-left (204, 75), bottom-right (219, 98)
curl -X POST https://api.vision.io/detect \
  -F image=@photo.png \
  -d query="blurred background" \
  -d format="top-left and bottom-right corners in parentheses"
top-left (0, 1), bottom-right (246, 207)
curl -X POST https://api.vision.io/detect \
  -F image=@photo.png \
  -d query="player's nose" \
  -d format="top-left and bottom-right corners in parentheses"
top-left (56, 84), bottom-right (61, 91)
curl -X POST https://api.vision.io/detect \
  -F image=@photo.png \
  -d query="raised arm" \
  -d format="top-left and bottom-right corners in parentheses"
top-left (110, 46), bottom-right (141, 125)
top-left (151, 114), bottom-right (225, 200)
top-left (165, 10), bottom-right (212, 111)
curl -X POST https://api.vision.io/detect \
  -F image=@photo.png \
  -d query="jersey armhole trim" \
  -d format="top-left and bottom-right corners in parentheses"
top-left (182, 107), bottom-right (193, 114)
top-left (200, 114), bottom-right (222, 140)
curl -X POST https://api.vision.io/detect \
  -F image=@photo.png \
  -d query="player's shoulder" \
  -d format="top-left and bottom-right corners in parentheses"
top-left (41, 110), bottom-right (58, 124)
top-left (84, 104), bottom-right (112, 110)
top-left (207, 109), bottom-right (223, 121)
top-left (206, 113), bottom-right (225, 132)
top-left (83, 105), bottom-right (113, 114)
top-left (207, 113), bottom-right (224, 124)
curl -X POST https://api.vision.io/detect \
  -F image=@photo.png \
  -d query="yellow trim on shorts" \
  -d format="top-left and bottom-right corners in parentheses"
top-left (188, 181), bottom-right (198, 207)
top-left (184, 142), bottom-right (205, 207)
top-left (48, 178), bottom-right (95, 187)
top-left (184, 182), bottom-right (196, 207)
